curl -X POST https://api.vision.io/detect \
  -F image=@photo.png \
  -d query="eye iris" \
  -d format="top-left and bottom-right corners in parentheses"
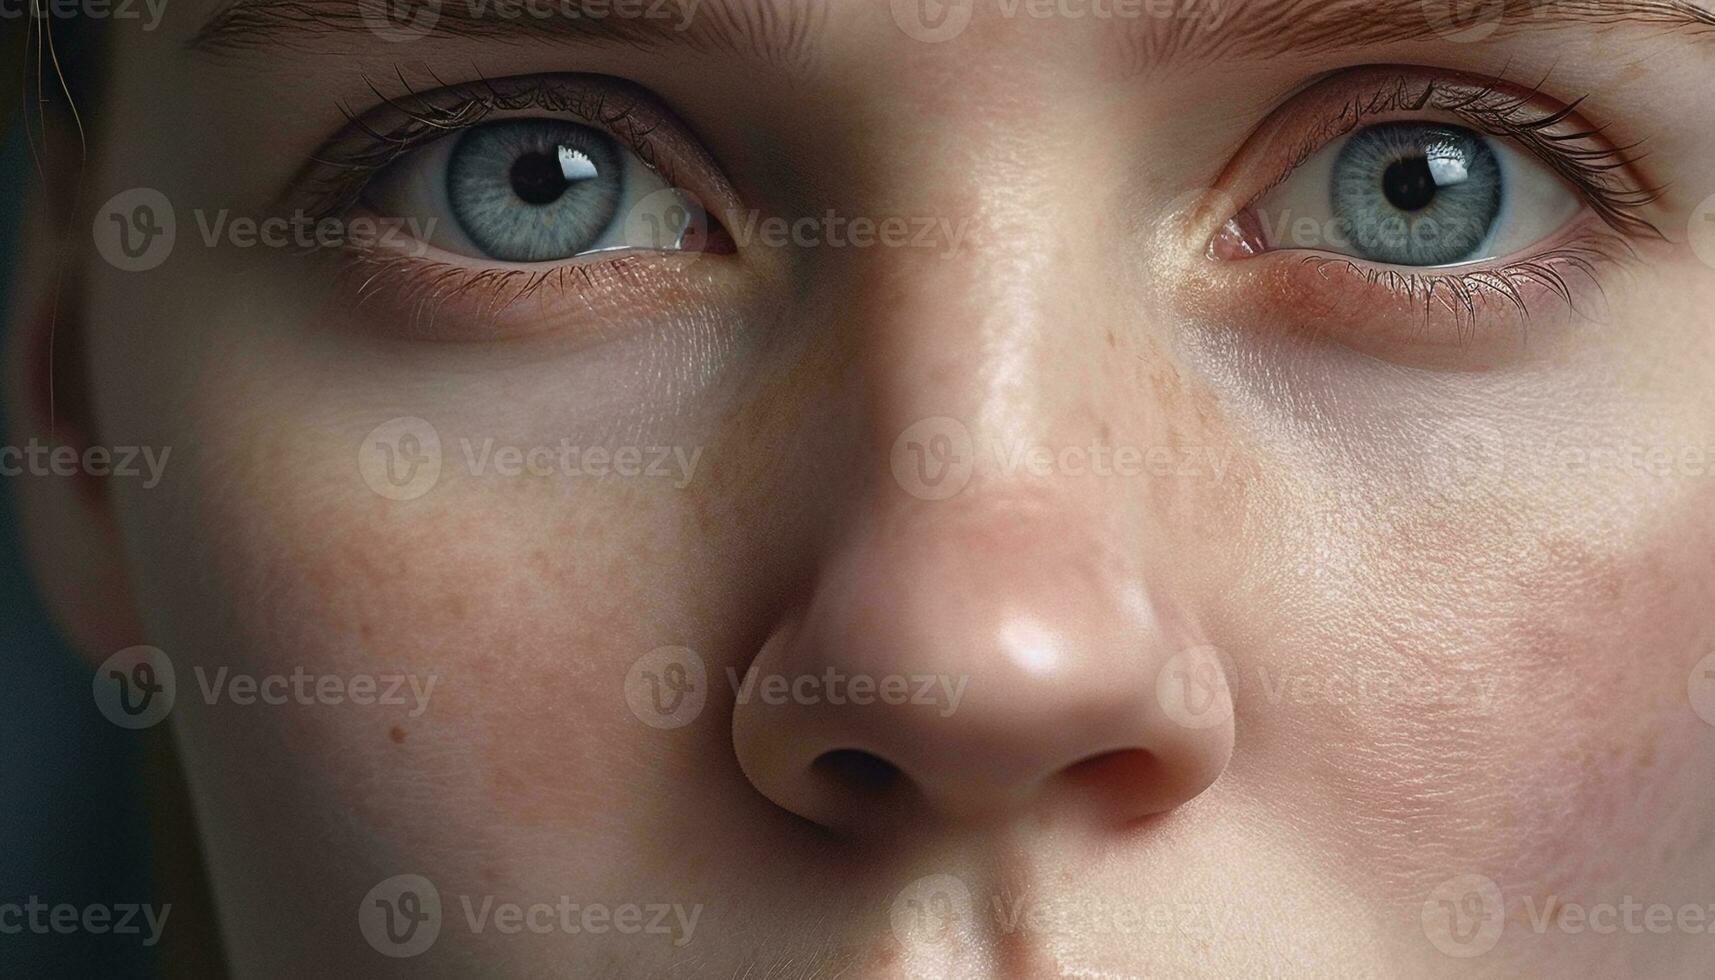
top-left (1330, 122), bottom-right (1503, 267)
top-left (445, 119), bottom-right (626, 262)
top-left (1382, 156), bottom-right (1437, 212)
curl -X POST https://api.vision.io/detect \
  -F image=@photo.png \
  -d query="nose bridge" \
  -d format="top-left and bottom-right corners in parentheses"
top-left (861, 199), bottom-right (1094, 434)
top-left (857, 251), bottom-right (1212, 557)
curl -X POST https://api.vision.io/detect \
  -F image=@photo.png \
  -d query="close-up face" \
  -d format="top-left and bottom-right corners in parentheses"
top-left (7, 0), bottom-right (1715, 976)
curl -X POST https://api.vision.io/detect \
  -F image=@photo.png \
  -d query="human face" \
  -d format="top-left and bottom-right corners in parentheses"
top-left (22, 0), bottom-right (1715, 976)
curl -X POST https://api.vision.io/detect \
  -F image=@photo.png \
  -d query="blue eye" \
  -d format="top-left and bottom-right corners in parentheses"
top-left (1246, 119), bottom-right (1581, 268)
top-left (445, 120), bottom-right (629, 262)
top-left (365, 116), bottom-right (700, 263)
top-left (1329, 122), bottom-right (1502, 266)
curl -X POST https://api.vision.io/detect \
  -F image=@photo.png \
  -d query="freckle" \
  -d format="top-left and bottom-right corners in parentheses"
top-left (389, 725), bottom-right (407, 744)
top-left (1107, 330), bottom-right (1117, 348)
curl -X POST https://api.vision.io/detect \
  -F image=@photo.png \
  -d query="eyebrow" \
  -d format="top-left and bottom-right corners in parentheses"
top-left (1125, 0), bottom-right (1715, 72)
top-left (188, 0), bottom-right (1715, 72)
top-left (188, 0), bottom-right (826, 69)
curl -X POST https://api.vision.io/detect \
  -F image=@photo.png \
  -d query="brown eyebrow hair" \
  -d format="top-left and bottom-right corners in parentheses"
top-left (188, 0), bottom-right (826, 69)
top-left (1124, 0), bottom-right (1715, 73)
top-left (188, 0), bottom-right (1715, 72)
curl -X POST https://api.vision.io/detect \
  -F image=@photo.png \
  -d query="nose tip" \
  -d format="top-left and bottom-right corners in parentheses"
top-left (731, 506), bottom-right (1234, 833)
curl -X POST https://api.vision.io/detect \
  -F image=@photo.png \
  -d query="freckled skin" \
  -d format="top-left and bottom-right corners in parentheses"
top-left (11, 3), bottom-right (1715, 978)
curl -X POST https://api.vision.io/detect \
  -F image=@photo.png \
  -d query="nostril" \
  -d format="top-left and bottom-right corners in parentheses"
top-left (1061, 748), bottom-right (1164, 813)
top-left (1064, 748), bottom-right (1157, 783)
top-left (813, 749), bottom-right (903, 795)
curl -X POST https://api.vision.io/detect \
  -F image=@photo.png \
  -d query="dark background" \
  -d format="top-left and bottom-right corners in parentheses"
top-left (1, 112), bottom-right (163, 976)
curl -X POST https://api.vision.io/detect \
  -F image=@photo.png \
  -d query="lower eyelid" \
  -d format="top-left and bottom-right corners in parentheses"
top-left (1182, 217), bottom-right (1635, 366)
top-left (321, 224), bottom-right (745, 344)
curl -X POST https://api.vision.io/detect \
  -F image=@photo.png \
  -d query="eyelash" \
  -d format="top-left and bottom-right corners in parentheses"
top-left (1271, 73), bottom-right (1662, 237)
top-left (293, 73), bottom-right (688, 225)
top-left (1232, 71), bottom-right (1662, 341)
top-left (288, 73), bottom-right (727, 336)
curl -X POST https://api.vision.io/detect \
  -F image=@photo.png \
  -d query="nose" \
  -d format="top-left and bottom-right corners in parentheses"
top-left (727, 117), bottom-right (1236, 833)
top-left (732, 499), bottom-right (1235, 833)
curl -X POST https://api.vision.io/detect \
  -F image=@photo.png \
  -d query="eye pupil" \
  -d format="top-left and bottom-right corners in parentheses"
top-left (1382, 156), bottom-right (1438, 213)
top-left (509, 151), bottom-right (572, 206)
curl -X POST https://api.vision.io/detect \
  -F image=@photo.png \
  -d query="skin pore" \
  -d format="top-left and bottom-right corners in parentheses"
top-left (8, 0), bottom-right (1715, 976)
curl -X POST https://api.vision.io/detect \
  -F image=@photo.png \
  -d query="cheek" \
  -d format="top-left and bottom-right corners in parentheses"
top-left (1179, 318), bottom-right (1715, 901)
top-left (1224, 448), bottom-right (1715, 905)
top-left (114, 383), bottom-right (722, 845)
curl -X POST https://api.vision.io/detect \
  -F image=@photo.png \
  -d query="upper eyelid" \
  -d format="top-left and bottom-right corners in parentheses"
top-left (1228, 68), bottom-right (1664, 242)
top-left (284, 73), bottom-right (711, 221)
